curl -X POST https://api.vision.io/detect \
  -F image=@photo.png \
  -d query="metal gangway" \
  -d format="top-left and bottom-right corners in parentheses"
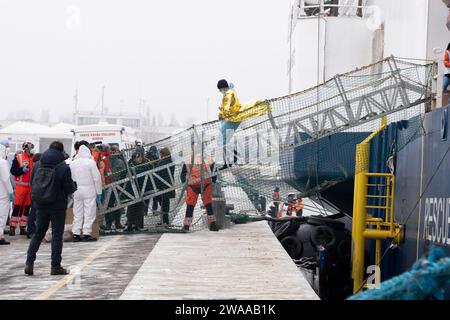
top-left (98, 56), bottom-right (433, 230)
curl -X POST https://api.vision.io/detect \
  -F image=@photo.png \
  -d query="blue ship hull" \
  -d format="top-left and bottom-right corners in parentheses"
top-left (289, 106), bottom-right (450, 294)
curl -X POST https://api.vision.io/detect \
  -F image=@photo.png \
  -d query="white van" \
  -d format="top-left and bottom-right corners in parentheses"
top-left (71, 122), bottom-right (138, 155)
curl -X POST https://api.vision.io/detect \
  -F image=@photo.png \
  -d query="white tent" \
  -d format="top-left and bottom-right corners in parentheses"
top-left (0, 121), bottom-right (76, 153)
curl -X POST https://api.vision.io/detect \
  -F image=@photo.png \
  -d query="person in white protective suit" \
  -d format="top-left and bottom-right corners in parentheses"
top-left (69, 145), bottom-right (102, 242)
top-left (0, 144), bottom-right (14, 245)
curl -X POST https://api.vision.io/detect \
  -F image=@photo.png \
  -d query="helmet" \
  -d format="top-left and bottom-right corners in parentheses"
top-left (22, 142), bottom-right (34, 151)
top-left (217, 79), bottom-right (229, 90)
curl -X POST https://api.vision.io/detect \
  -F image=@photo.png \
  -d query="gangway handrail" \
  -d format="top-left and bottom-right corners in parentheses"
top-left (99, 57), bottom-right (433, 219)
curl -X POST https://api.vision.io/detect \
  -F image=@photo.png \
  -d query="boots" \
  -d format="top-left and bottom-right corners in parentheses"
top-left (8, 228), bottom-right (15, 236)
top-left (24, 263), bottom-right (34, 276)
top-left (82, 235), bottom-right (97, 242)
top-left (115, 222), bottom-right (124, 230)
top-left (209, 222), bottom-right (219, 232)
top-left (51, 266), bottom-right (69, 276)
top-left (20, 228), bottom-right (27, 236)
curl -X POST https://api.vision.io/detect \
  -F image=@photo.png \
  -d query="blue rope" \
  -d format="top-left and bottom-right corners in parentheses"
top-left (348, 246), bottom-right (450, 300)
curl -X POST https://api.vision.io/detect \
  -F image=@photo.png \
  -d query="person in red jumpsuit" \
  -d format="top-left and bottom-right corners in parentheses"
top-left (273, 187), bottom-right (282, 218)
top-left (181, 143), bottom-right (219, 232)
top-left (9, 142), bottom-right (35, 236)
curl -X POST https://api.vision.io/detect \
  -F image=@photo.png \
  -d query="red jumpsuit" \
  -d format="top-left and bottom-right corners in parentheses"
top-left (273, 190), bottom-right (282, 218)
top-left (294, 198), bottom-right (305, 217)
top-left (10, 152), bottom-right (33, 230)
top-left (183, 154), bottom-right (216, 228)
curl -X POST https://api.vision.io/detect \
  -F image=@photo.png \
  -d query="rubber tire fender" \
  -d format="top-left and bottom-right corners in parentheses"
top-left (337, 239), bottom-right (351, 265)
top-left (307, 216), bottom-right (345, 230)
top-left (310, 225), bottom-right (337, 250)
top-left (275, 220), bottom-right (301, 240)
top-left (280, 236), bottom-right (304, 259)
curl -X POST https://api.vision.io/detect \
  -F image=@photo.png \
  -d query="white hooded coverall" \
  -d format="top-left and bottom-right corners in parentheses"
top-left (69, 145), bottom-right (102, 236)
top-left (0, 144), bottom-right (13, 236)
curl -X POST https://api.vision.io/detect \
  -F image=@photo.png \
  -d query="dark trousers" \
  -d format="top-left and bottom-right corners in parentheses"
top-left (105, 209), bottom-right (123, 226)
top-left (27, 205), bottom-right (37, 235)
top-left (26, 209), bottom-right (65, 268)
top-left (127, 202), bottom-right (144, 228)
top-left (105, 192), bottom-right (123, 226)
top-left (158, 194), bottom-right (170, 224)
top-left (152, 198), bottom-right (159, 212)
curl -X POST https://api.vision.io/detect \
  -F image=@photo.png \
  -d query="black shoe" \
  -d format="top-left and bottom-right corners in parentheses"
top-left (24, 263), bottom-right (34, 276)
top-left (103, 224), bottom-right (111, 231)
top-left (209, 223), bottom-right (219, 232)
top-left (183, 225), bottom-right (190, 232)
top-left (0, 238), bottom-right (10, 245)
top-left (3, 229), bottom-right (8, 235)
top-left (8, 228), bottom-right (15, 236)
top-left (124, 226), bottom-right (134, 232)
top-left (26, 233), bottom-right (33, 239)
top-left (20, 228), bottom-right (27, 236)
top-left (115, 223), bottom-right (124, 230)
top-left (82, 235), bottom-right (97, 242)
top-left (72, 235), bottom-right (81, 242)
top-left (50, 266), bottom-right (69, 276)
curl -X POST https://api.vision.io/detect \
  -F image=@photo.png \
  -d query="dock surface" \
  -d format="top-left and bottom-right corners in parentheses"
top-left (0, 233), bottom-right (160, 300)
top-left (120, 221), bottom-right (319, 300)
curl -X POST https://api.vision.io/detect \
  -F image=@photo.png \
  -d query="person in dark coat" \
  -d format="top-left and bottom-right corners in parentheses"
top-left (25, 141), bottom-right (77, 276)
top-left (26, 153), bottom-right (42, 238)
top-left (146, 146), bottom-right (160, 215)
top-left (154, 147), bottom-right (176, 225)
top-left (125, 152), bottom-right (152, 231)
top-left (104, 146), bottom-right (126, 230)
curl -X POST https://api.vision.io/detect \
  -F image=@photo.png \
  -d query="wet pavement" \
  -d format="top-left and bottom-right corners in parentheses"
top-left (0, 233), bottom-right (161, 300)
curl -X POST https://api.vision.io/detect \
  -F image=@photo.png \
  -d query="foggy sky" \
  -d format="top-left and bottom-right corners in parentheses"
top-left (0, 0), bottom-right (290, 126)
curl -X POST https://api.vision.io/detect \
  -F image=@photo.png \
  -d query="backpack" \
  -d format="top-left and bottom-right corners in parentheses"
top-left (31, 161), bottom-right (65, 205)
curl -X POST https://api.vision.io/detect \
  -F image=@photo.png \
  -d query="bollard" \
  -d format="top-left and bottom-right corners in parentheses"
top-left (212, 183), bottom-right (230, 229)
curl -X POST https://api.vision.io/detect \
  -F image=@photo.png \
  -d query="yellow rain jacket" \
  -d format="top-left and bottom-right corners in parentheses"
top-left (219, 88), bottom-right (271, 123)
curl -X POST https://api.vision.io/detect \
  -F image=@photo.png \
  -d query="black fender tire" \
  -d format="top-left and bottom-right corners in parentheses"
top-left (337, 239), bottom-right (351, 265)
top-left (307, 215), bottom-right (345, 230)
top-left (310, 225), bottom-right (337, 250)
top-left (273, 222), bottom-right (290, 237)
top-left (275, 220), bottom-right (301, 240)
top-left (280, 236), bottom-right (303, 259)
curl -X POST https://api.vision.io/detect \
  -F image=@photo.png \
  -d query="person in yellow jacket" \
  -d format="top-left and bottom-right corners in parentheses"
top-left (217, 79), bottom-right (272, 167)
top-left (217, 79), bottom-right (242, 167)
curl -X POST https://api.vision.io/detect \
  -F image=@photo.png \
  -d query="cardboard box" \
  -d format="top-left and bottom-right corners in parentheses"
top-left (443, 91), bottom-right (450, 108)
top-left (65, 207), bottom-right (100, 240)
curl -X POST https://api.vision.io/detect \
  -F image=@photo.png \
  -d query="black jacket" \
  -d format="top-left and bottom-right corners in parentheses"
top-left (31, 149), bottom-right (77, 212)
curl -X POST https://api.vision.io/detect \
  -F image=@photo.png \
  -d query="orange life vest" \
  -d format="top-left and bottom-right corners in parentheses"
top-left (294, 198), bottom-right (305, 211)
top-left (186, 154), bottom-right (213, 186)
top-left (14, 152), bottom-right (33, 186)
